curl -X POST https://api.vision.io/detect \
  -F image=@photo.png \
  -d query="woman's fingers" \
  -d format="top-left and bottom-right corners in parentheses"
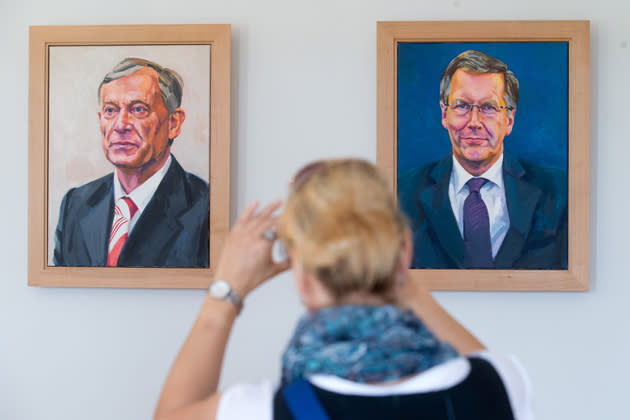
top-left (234, 200), bottom-right (259, 228)
top-left (254, 215), bottom-right (280, 240)
top-left (249, 199), bottom-right (283, 232)
top-left (215, 200), bottom-right (288, 297)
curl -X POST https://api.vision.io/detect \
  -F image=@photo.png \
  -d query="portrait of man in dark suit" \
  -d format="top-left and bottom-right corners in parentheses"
top-left (398, 49), bottom-right (567, 270)
top-left (53, 57), bottom-right (209, 268)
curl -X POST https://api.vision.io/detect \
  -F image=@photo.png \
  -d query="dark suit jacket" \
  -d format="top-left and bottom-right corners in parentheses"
top-left (397, 153), bottom-right (567, 269)
top-left (53, 156), bottom-right (209, 267)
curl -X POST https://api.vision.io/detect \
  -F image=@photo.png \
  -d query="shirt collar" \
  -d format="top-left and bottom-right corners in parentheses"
top-left (451, 153), bottom-right (504, 194)
top-left (113, 154), bottom-right (172, 211)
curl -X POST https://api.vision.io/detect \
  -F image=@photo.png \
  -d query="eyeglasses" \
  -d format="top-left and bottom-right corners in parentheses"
top-left (445, 101), bottom-right (513, 118)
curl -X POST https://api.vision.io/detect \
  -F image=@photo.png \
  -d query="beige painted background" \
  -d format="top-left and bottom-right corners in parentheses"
top-left (47, 45), bottom-right (211, 265)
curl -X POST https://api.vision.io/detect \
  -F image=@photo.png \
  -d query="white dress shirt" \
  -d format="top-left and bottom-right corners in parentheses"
top-left (448, 154), bottom-right (510, 258)
top-left (113, 155), bottom-right (172, 233)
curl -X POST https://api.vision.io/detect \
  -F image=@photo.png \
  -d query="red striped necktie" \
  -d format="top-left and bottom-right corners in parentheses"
top-left (107, 197), bottom-right (138, 267)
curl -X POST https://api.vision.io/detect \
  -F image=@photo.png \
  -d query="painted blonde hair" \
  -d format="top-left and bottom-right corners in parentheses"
top-left (279, 159), bottom-right (407, 300)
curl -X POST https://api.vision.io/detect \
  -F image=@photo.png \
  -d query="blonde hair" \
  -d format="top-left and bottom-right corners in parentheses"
top-left (279, 159), bottom-right (407, 300)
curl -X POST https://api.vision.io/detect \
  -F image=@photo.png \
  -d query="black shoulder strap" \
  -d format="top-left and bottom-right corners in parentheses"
top-left (282, 379), bottom-right (331, 420)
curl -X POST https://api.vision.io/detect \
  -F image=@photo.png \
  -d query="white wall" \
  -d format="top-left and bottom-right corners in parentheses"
top-left (1, 1), bottom-right (628, 419)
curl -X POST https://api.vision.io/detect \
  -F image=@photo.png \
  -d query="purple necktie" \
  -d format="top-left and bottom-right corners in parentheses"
top-left (463, 178), bottom-right (493, 268)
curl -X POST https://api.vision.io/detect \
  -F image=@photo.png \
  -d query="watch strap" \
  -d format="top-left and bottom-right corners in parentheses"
top-left (209, 280), bottom-right (243, 314)
top-left (225, 288), bottom-right (243, 314)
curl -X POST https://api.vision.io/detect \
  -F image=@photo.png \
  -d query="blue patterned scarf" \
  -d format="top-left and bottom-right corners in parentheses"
top-left (281, 305), bottom-right (458, 385)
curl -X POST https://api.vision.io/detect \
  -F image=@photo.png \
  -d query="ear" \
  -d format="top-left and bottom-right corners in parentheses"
top-left (290, 251), bottom-right (314, 303)
top-left (505, 108), bottom-right (516, 136)
top-left (290, 252), bottom-right (335, 310)
top-left (292, 260), bottom-right (317, 309)
top-left (395, 228), bottom-right (413, 277)
top-left (167, 108), bottom-right (186, 141)
top-left (290, 251), bottom-right (306, 297)
top-left (440, 102), bottom-right (448, 130)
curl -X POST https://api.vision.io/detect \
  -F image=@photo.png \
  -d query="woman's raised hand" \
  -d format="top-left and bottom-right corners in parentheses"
top-left (213, 199), bottom-right (291, 299)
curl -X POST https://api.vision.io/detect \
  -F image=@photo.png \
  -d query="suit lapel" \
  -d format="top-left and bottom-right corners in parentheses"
top-left (119, 158), bottom-right (187, 266)
top-left (418, 157), bottom-right (465, 267)
top-left (78, 176), bottom-right (114, 266)
top-left (494, 154), bottom-right (542, 267)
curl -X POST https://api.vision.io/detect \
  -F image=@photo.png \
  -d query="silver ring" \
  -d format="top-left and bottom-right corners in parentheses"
top-left (262, 229), bottom-right (277, 241)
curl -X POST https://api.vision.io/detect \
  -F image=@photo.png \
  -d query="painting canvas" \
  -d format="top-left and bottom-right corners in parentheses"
top-left (48, 46), bottom-right (211, 268)
top-left (398, 42), bottom-right (568, 270)
top-left (377, 21), bottom-right (589, 291)
top-left (29, 25), bottom-right (231, 288)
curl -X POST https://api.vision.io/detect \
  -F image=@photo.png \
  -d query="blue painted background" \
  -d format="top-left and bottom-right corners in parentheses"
top-left (397, 42), bottom-right (568, 175)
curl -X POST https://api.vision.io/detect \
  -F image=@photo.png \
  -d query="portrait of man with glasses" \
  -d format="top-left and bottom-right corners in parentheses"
top-left (398, 49), bottom-right (568, 270)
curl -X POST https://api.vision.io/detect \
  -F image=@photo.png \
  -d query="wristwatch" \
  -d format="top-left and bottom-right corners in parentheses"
top-left (208, 280), bottom-right (243, 314)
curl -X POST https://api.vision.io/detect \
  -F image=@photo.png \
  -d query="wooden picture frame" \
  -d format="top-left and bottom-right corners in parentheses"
top-left (28, 24), bottom-right (230, 288)
top-left (377, 21), bottom-right (589, 291)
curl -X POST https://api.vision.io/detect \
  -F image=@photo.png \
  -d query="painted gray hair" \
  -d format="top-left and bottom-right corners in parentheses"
top-left (439, 50), bottom-right (519, 110)
top-left (97, 57), bottom-right (184, 114)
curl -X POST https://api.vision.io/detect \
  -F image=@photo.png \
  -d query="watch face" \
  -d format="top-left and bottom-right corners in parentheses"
top-left (210, 281), bottom-right (230, 299)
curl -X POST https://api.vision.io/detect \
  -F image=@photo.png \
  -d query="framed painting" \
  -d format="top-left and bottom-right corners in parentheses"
top-left (28, 24), bottom-right (230, 288)
top-left (376, 21), bottom-right (589, 291)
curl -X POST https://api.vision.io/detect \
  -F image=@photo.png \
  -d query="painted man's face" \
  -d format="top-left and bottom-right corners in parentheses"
top-left (440, 69), bottom-right (515, 175)
top-left (98, 67), bottom-right (183, 175)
